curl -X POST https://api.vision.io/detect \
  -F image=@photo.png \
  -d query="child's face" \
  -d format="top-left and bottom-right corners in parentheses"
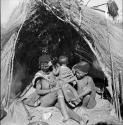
top-left (75, 69), bottom-right (87, 79)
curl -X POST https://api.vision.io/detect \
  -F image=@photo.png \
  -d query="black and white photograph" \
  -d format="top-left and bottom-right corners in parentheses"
top-left (1, 0), bottom-right (123, 125)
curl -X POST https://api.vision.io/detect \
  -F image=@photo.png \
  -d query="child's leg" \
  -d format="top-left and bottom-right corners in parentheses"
top-left (66, 84), bottom-right (81, 104)
top-left (57, 89), bottom-right (69, 122)
top-left (82, 95), bottom-right (96, 109)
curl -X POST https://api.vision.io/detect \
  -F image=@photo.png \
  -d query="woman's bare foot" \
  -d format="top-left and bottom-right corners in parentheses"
top-left (80, 115), bottom-right (89, 125)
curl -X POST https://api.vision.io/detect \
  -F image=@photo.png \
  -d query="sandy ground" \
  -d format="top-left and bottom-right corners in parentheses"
top-left (1, 95), bottom-right (123, 125)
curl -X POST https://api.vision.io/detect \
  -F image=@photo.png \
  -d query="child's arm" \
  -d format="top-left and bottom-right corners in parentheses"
top-left (52, 66), bottom-right (59, 76)
top-left (79, 77), bottom-right (95, 99)
top-left (65, 76), bottom-right (78, 84)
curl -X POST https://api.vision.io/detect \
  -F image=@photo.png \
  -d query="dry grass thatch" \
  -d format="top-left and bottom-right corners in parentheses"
top-left (1, 0), bottom-right (123, 107)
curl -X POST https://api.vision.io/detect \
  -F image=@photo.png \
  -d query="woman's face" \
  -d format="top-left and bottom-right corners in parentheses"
top-left (75, 69), bottom-right (87, 79)
top-left (39, 62), bottom-right (49, 71)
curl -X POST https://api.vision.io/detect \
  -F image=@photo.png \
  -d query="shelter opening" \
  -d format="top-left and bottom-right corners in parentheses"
top-left (11, 4), bottom-right (108, 100)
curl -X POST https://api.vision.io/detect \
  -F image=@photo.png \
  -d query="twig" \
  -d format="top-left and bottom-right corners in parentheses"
top-left (85, 0), bottom-right (92, 6)
top-left (91, 3), bottom-right (107, 8)
top-left (79, 9), bottom-right (82, 26)
top-left (43, 2), bottom-right (66, 22)
top-left (6, 10), bottom-right (27, 109)
top-left (106, 15), bottom-right (121, 121)
top-left (91, 8), bottom-right (105, 13)
top-left (21, 101), bottom-right (34, 121)
top-left (118, 71), bottom-right (123, 121)
top-left (119, 71), bottom-right (123, 104)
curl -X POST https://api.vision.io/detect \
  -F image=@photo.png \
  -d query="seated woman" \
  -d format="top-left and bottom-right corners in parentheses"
top-left (20, 54), bottom-right (60, 107)
top-left (72, 61), bottom-right (96, 109)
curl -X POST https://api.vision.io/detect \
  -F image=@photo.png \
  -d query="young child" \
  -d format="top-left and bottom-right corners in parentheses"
top-left (72, 61), bottom-right (96, 109)
top-left (52, 55), bottom-right (81, 122)
top-left (53, 56), bottom-right (81, 100)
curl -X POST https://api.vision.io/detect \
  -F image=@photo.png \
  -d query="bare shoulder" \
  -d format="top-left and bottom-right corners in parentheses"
top-left (80, 76), bottom-right (93, 84)
top-left (79, 76), bottom-right (92, 81)
top-left (36, 70), bottom-right (44, 75)
top-left (86, 76), bottom-right (93, 81)
top-left (86, 76), bottom-right (95, 87)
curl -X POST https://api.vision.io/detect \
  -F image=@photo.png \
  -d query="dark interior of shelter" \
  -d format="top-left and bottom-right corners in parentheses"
top-left (11, 4), bottom-right (111, 101)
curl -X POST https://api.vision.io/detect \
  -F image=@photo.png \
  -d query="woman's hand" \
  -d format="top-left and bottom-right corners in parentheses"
top-left (50, 86), bottom-right (61, 93)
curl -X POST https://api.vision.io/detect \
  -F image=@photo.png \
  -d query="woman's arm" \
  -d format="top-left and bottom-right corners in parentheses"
top-left (36, 80), bottom-right (61, 95)
top-left (36, 80), bottom-right (51, 95)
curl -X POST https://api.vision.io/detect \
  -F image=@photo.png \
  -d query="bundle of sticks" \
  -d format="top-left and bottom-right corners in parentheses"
top-left (112, 71), bottom-right (123, 121)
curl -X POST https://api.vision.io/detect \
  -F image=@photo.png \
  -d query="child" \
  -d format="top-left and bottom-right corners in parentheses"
top-left (53, 56), bottom-right (81, 102)
top-left (72, 61), bottom-right (96, 109)
top-left (52, 56), bottom-right (81, 122)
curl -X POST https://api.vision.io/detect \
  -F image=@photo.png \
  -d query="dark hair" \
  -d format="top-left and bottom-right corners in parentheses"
top-left (73, 61), bottom-right (90, 73)
top-left (39, 55), bottom-right (51, 65)
top-left (59, 56), bottom-right (68, 65)
top-left (52, 57), bottom-right (58, 66)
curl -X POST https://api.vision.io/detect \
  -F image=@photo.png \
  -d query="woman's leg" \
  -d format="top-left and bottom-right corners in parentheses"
top-left (23, 91), bottom-right (40, 106)
top-left (55, 102), bottom-right (86, 124)
top-left (40, 92), bottom-right (57, 107)
top-left (57, 89), bottom-right (69, 122)
top-left (67, 106), bottom-right (89, 124)
top-left (67, 107), bottom-right (81, 123)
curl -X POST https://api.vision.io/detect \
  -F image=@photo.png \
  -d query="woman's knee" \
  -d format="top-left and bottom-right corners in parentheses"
top-left (40, 99), bottom-right (55, 107)
top-left (40, 94), bottom-right (57, 107)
